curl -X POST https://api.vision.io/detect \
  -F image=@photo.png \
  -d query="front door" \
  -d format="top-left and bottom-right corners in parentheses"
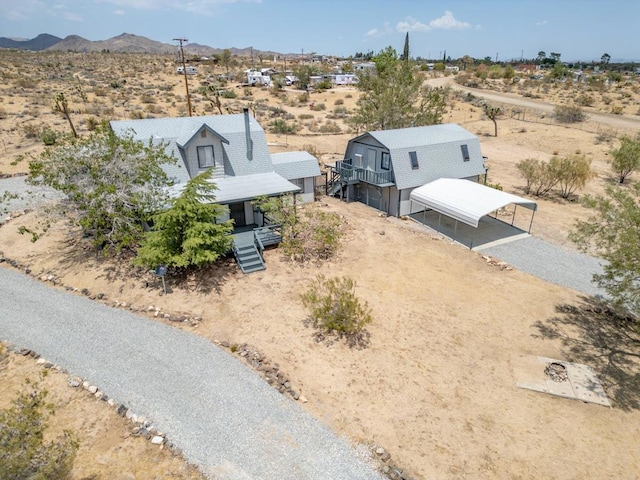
top-left (229, 202), bottom-right (246, 227)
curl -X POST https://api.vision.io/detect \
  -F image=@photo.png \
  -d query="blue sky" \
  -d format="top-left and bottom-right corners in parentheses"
top-left (1, 0), bottom-right (638, 62)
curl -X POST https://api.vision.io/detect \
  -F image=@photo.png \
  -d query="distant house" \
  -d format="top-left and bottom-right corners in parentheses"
top-left (110, 110), bottom-right (319, 228)
top-left (245, 69), bottom-right (271, 86)
top-left (331, 124), bottom-right (487, 217)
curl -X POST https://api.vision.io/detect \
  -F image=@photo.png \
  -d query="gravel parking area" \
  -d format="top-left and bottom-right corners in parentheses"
top-left (479, 236), bottom-right (607, 298)
top-left (0, 176), bottom-right (63, 224)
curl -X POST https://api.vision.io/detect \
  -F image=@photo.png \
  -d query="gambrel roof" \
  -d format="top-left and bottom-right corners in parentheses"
top-left (349, 124), bottom-right (486, 190)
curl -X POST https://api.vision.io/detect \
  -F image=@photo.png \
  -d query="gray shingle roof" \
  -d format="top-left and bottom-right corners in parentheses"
top-left (271, 151), bottom-right (321, 180)
top-left (110, 113), bottom-right (273, 178)
top-left (351, 124), bottom-right (486, 190)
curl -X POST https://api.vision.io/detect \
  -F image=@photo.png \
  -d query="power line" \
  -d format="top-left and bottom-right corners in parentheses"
top-left (174, 37), bottom-right (193, 117)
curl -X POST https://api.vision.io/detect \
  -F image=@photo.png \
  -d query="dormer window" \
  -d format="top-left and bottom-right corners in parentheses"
top-left (409, 151), bottom-right (419, 170)
top-left (197, 145), bottom-right (214, 168)
top-left (461, 144), bottom-right (470, 161)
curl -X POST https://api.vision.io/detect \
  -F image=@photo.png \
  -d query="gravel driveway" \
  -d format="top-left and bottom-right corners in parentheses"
top-left (478, 236), bottom-right (607, 298)
top-left (0, 267), bottom-right (383, 480)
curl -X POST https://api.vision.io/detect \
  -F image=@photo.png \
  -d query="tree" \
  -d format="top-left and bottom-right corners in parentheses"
top-left (610, 135), bottom-right (640, 184)
top-left (401, 32), bottom-right (410, 62)
top-left (516, 157), bottom-right (559, 196)
top-left (349, 46), bottom-right (448, 132)
top-left (484, 104), bottom-right (501, 137)
top-left (570, 182), bottom-right (640, 314)
top-left (537, 51), bottom-right (546, 63)
top-left (601, 53), bottom-right (611, 65)
top-left (553, 154), bottom-right (595, 198)
top-left (135, 168), bottom-right (233, 269)
top-left (0, 377), bottom-right (78, 480)
top-left (220, 49), bottom-right (233, 75)
top-left (53, 92), bottom-right (77, 138)
top-left (26, 124), bottom-right (173, 252)
top-left (550, 52), bottom-right (562, 63)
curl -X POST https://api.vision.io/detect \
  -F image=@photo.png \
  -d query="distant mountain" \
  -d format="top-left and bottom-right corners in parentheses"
top-left (0, 32), bottom-right (294, 58)
top-left (0, 33), bottom-right (62, 50)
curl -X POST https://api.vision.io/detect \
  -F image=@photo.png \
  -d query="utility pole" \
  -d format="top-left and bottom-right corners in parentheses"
top-left (174, 37), bottom-right (193, 117)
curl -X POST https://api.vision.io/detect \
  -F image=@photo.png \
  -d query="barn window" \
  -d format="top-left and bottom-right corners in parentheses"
top-left (197, 145), bottom-right (215, 168)
top-left (461, 144), bottom-right (470, 161)
top-left (409, 151), bottom-right (419, 170)
top-left (381, 152), bottom-right (390, 170)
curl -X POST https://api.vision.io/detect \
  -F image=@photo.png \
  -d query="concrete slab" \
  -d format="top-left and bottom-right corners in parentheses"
top-left (409, 210), bottom-right (529, 250)
top-left (515, 355), bottom-right (611, 407)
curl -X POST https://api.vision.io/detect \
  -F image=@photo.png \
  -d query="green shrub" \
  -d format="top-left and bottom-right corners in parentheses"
top-left (270, 119), bottom-right (297, 135)
top-left (311, 102), bottom-right (326, 111)
top-left (318, 120), bottom-right (341, 133)
top-left (40, 129), bottom-right (58, 146)
top-left (334, 98), bottom-right (344, 105)
top-left (554, 104), bottom-right (587, 123)
top-left (301, 275), bottom-right (372, 347)
top-left (220, 89), bottom-right (236, 99)
top-left (298, 113), bottom-right (314, 120)
top-left (0, 376), bottom-right (79, 479)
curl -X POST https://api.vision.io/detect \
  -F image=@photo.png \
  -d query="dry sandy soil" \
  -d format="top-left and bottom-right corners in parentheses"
top-left (1, 51), bottom-right (640, 479)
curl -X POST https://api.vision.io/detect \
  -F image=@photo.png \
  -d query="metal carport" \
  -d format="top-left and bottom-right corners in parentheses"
top-left (409, 178), bottom-right (537, 249)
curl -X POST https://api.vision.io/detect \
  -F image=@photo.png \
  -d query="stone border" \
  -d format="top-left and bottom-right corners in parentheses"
top-left (0, 253), bottom-right (417, 480)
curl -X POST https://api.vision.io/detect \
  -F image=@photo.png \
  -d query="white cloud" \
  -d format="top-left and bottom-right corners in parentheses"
top-left (113, 9), bottom-right (125, 15)
top-left (1, 0), bottom-right (45, 20)
top-left (536, 20), bottom-right (548, 26)
top-left (396, 11), bottom-right (472, 33)
top-left (365, 22), bottom-right (392, 38)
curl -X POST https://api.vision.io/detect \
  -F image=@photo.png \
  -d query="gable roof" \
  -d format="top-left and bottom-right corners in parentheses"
top-left (110, 113), bottom-right (274, 178)
top-left (271, 151), bottom-right (321, 180)
top-left (350, 124), bottom-right (486, 190)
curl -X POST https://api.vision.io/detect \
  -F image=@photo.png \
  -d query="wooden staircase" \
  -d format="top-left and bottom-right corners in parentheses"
top-left (233, 244), bottom-right (265, 274)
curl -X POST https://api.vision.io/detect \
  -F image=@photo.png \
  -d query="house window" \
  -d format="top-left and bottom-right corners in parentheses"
top-left (381, 152), bottom-right (390, 170)
top-left (197, 145), bottom-right (214, 168)
top-left (200, 130), bottom-right (207, 138)
top-left (461, 144), bottom-right (470, 161)
top-left (409, 151), bottom-right (419, 170)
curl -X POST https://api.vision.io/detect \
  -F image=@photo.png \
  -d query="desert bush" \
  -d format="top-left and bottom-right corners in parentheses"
top-left (220, 89), bottom-right (236, 99)
top-left (334, 98), bottom-right (344, 106)
top-left (23, 123), bottom-right (42, 139)
top-left (611, 105), bottom-right (624, 115)
top-left (318, 120), bottom-right (341, 133)
top-left (140, 93), bottom-right (157, 104)
top-left (553, 104), bottom-right (587, 123)
top-left (576, 94), bottom-right (595, 107)
top-left (298, 113), bottom-right (314, 120)
top-left (301, 143), bottom-right (320, 158)
top-left (297, 92), bottom-right (309, 104)
top-left (269, 119), bottom-right (296, 135)
top-left (610, 135), bottom-right (640, 183)
top-left (553, 154), bottom-right (595, 198)
top-left (345, 94), bottom-right (353, 99)
top-left (311, 102), bottom-right (326, 111)
top-left (516, 157), bottom-right (560, 196)
top-left (85, 116), bottom-right (100, 131)
top-left (40, 129), bottom-right (58, 145)
top-left (301, 275), bottom-right (372, 346)
top-left (0, 376), bottom-right (79, 479)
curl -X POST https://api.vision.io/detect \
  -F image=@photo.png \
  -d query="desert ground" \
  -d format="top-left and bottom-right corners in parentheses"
top-left (1, 51), bottom-right (640, 479)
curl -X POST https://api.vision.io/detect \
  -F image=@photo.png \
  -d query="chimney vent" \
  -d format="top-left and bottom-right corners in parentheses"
top-left (243, 108), bottom-right (253, 161)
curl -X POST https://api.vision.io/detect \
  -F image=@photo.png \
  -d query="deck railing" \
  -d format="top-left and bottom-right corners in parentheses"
top-left (334, 160), bottom-right (395, 186)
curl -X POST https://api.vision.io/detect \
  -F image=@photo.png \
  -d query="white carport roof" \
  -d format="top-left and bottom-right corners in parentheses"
top-left (410, 178), bottom-right (537, 228)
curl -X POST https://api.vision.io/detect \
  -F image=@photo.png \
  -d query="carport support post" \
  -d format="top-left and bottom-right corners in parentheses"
top-left (511, 205), bottom-right (517, 226)
top-left (528, 210), bottom-right (536, 233)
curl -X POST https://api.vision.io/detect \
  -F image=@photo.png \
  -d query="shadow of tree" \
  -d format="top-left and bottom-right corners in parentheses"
top-left (532, 296), bottom-right (640, 410)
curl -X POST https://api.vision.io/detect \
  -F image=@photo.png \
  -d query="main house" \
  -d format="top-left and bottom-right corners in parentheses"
top-left (331, 123), bottom-right (487, 217)
top-left (110, 110), bottom-right (320, 229)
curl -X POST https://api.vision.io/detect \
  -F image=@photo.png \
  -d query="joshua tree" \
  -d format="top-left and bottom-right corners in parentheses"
top-left (484, 104), bottom-right (502, 137)
top-left (601, 53), bottom-right (611, 65)
top-left (53, 92), bottom-right (78, 138)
